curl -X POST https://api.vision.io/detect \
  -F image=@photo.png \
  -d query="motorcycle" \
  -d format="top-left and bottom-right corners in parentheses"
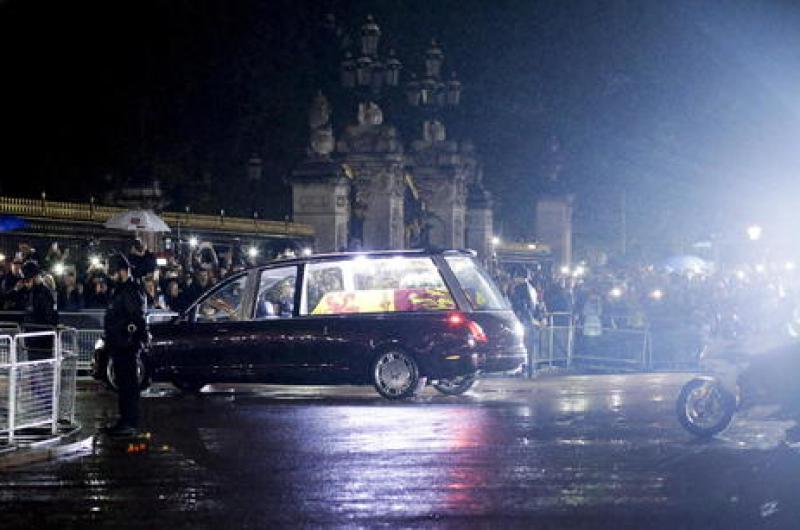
top-left (677, 321), bottom-right (800, 438)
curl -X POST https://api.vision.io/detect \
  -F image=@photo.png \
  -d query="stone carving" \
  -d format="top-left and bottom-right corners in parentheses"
top-left (358, 101), bottom-right (383, 126)
top-left (308, 91), bottom-right (334, 157)
top-left (423, 120), bottom-right (446, 143)
top-left (337, 123), bottom-right (402, 154)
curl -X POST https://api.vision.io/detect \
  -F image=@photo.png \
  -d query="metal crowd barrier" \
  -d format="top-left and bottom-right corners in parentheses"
top-left (0, 310), bottom-right (178, 374)
top-left (0, 326), bottom-right (79, 445)
top-left (528, 313), bottom-right (699, 374)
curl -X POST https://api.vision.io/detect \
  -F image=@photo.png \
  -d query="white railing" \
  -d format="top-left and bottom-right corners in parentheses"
top-left (0, 327), bottom-right (78, 445)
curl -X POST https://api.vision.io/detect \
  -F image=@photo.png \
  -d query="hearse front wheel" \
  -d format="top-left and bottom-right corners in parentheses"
top-left (433, 374), bottom-right (477, 396)
top-left (372, 349), bottom-right (420, 400)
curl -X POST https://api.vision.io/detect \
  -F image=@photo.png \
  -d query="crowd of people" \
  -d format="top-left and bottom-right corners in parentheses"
top-left (496, 259), bottom-right (800, 344)
top-left (0, 239), bottom-right (262, 315)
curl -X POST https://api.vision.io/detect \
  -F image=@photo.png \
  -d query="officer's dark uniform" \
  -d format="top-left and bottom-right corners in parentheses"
top-left (104, 256), bottom-right (147, 431)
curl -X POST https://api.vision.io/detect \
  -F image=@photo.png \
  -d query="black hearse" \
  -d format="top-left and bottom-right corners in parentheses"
top-left (95, 250), bottom-right (526, 399)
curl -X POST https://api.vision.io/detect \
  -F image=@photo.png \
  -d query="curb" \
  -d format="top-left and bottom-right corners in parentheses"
top-left (0, 434), bottom-right (94, 470)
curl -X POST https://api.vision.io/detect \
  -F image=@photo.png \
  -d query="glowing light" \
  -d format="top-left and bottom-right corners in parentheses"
top-left (560, 265), bottom-right (570, 275)
top-left (747, 225), bottom-right (762, 241)
top-left (491, 236), bottom-right (501, 246)
top-left (512, 320), bottom-right (525, 337)
top-left (526, 243), bottom-right (537, 250)
top-left (247, 246), bottom-right (259, 258)
top-left (302, 247), bottom-right (313, 256)
top-left (785, 261), bottom-right (796, 271)
top-left (649, 289), bottom-right (664, 301)
top-left (573, 265), bottom-right (586, 277)
top-left (736, 270), bottom-right (746, 280)
top-left (0, 253), bottom-right (5, 261)
top-left (447, 313), bottom-right (465, 326)
top-left (609, 287), bottom-right (623, 298)
top-left (89, 256), bottom-right (101, 267)
top-left (189, 237), bottom-right (199, 248)
top-left (156, 258), bottom-right (168, 266)
top-left (755, 264), bottom-right (766, 273)
top-left (52, 263), bottom-right (65, 275)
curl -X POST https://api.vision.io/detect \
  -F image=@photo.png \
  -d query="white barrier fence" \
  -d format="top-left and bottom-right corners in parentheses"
top-left (0, 327), bottom-right (78, 445)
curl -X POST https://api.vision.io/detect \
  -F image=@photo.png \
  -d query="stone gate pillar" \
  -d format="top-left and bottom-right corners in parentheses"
top-left (290, 161), bottom-right (350, 253)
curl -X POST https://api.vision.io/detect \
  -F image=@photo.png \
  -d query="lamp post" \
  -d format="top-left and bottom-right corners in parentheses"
top-left (405, 40), bottom-right (461, 112)
top-left (339, 15), bottom-right (403, 99)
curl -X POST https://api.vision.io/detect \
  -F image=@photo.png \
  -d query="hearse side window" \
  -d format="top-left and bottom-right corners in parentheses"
top-left (444, 256), bottom-right (509, 311)
top-left (195, 275), bottom-right (248, 322)
top-left (301, 256), bottom-right (456, 316)
top-left (254, 267), bottom-right (297, 319)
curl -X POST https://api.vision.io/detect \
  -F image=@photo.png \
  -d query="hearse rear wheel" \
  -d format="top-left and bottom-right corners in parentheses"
top-left (372, 349), bottom-right (420, 400)
top-left (433, 374), bottom-right (477, 396)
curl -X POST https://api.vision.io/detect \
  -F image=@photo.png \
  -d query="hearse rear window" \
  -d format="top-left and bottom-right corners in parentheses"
top-left (301, 256), bottom-right (456, 315)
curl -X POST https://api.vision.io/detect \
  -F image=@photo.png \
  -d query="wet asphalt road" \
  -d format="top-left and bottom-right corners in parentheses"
top-left (2, 373), bottom-right (800, 529)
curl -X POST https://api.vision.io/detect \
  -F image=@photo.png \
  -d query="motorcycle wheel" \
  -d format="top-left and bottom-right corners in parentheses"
top-left (433, 374), bottom-right (477, 396)
top-left (676, 378), bottom-right (736, 438)
top-left (106, 356), bottom-right (150, 392)
top-left (171, 379), bottom-right (206, 393)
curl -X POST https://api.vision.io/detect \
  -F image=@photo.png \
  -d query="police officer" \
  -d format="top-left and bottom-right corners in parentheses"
top-left (21, 261), bottom-right (58, 359)
top-left (102, 254), bottom-right (147, 437)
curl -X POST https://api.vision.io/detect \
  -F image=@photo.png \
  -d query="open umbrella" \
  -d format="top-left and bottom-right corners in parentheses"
top-left (104, 209), bottom-right (170, 233)
top-left (0, 215), bottom-right (27, 232)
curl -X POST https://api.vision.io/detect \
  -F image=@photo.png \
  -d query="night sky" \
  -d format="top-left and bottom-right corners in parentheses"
top-left (2, 0), bottom-right (800, 258)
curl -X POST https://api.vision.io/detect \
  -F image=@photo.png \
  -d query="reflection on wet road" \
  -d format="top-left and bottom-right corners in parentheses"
top-left (2, 374), bottom-right (800, 529)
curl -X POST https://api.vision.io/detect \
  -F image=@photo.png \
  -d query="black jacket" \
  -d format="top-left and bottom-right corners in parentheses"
top-left (104, 278), bottom-right (147, 351)
top-left (128, 251), bottom-right (157, 280)
top-left (26, 283), bottom-right (58, 327)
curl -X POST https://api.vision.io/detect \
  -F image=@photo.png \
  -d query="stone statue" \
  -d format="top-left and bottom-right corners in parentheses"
top-left (308, 91), bottom-right (334, 157)
top-left (423, 120), bottom-right (446, 143)
top-left (358, 101), bottom-right (383, 126)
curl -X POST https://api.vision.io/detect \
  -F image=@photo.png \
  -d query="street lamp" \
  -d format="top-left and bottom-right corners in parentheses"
top-left (189, 237), bottom-right (199, 248)
top-left (491, 236), bottom-right (501, 246)
top-left (424, 40), bottom-right (444, 78)
top-left (385, 49), bottom-right (401, 86)
top-left (248, 246), bottom-right (259, 259)
top-left (360, 14), bottom-right (381, 56)
top-left (747, 225), bottom-right (762, 241)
